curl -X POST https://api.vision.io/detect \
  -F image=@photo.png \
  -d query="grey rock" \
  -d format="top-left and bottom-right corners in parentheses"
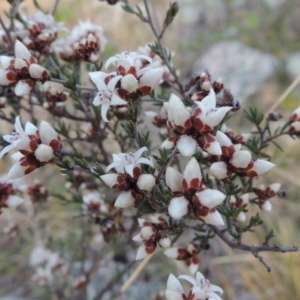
top-left (286, 52), bottom-right (300, 80)
top-left (194, 41), bottom-right (279, 101)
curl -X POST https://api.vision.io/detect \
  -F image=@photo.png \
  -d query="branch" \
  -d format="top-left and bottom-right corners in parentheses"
top-left (142, 0), bottom-right (184, 96)
top-left (210, 225), bottom-right (298, 272)
top-left (210, 225), bottom-right (298, 253)
top-left (0, 16), bottom-right (13, 51)
top-left (50, 78), bottom-right (97, 92)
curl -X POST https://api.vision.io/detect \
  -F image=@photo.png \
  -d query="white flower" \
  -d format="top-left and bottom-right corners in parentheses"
top-left (165, 274), bottom-right (186, 300)
top-left (193, 89), bottom-right (231, 132)
top-left (2, 116), bottom-right (62, 179)
top-left (179, 271), bottom-right (223, 300)
top-left (0, 41), bottom-right (49, 96)
top-left (193, 189), bottom-right (226, 226)
top-left (106, 147), bottom-right (153, 178)
top-left (89, 72), bottom-right (127, 122)
top-left (105, 51), bottom-right (151, 72)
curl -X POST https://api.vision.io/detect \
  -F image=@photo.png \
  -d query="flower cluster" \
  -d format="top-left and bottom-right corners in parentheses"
top-left (165, 271), bottom-right (223, 300)
top-left (138, 43), bottom-right (177, 84)
top-left (253, 183), bottom-right (282, 212)
top-left (89, 51), bottom-right (163, 121)
top-left (42, 82), bottom-right (69, 109)
top-left (21, 12), bottom-right (66, 54)
top-left (166, 157), bottom-right (226, 225)
top-left (100, 147), bottom-right (155, 207)
top-left (133, 216), bottom-right (171, 260)
top-left (30, 246), bottom-right (67, 285)
top-left (0, 116), bottom-right (62, 179)
top-left (55, 21), bottom-right (107, 62)
top-left (26, 180), bottom-right (49, 203)
top-left (208, 131), bottom-right (275, 179)
top-left (0, 41), bottom-right (50, 96)
top-left (0, 177), bottom-right (23, 213)
top-left (164, 243), bottom-right (200, 274)
top-left (161, 89), bottom-right (232, 156)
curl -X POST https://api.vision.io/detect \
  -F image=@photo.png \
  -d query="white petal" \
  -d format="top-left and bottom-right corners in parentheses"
top-left (269, 183), bottom-right (281, 193)
top-left (15, 80), bottom-right (32, 96)
top-left (15, 40), bottom-right (32, 61)
top-left (132, 233), bottom-right (143, 243)
top-left (166, 167), bottom-right (183, 192)
top-left (262, 201), bottom-right (272, 212)
top-left (139, 67), bottom-right (163, 89)
top-left (110, 93), bottom-right (127, 106)
top-left (205, 106), bottom-right (231, 128)
top-left (100, 174), bottom-right (118, 187)
top-left (195, 189), bottom-right (226, 208)
top-left (25, 122), bottom-right (38, 135)
top-left (114, 191), bottom-right (135, 208)
top-left (204, 138), bottom-right (222, 156)
top-left (252, 160), bottom-right (275, 176)
top-left (0, 69), bottom-right (13, 85)
top-left (136, 157), bottom-right (154, 168)
top-left (100, 103), bottom-right (110, 122)
top-left (177, 135), bottom-right (197, 157)
top-left (210, 161), bottom-right (228, 179)
top-left (230, 150), bottom-right (252, 168)
top-left (172, 105), bottom-right (190, 126)
top-left (168, 196), bottom-right (189, 219)
top-left (107, 75), bottom-right (122, 91)
top-left (124, 164), bottom-right (134, 178)
top-left (178, 274), bottom-right (197, 286)
top-left (202, 211), bottom-right (224, 226)
top-left (215, 130), bottom-right (232, 146)
top-left (188, 262), bottom-right (199, 275)
top-left (39, 121), bottom-right (58, 145)
top-left (0, 56), bottom-right (13, 68)
top-left (134, 146), bottom-right (148, 160)
top-left (201, 88), bottom-right (216, 111)
top-left (29, 64), bottom-right (48, 79)
top-left (135, 244), bottom-right (149, 260)
top-left (6, 195), bottom-right (24, 208)
top-left (183, 157), bottom-right (201, 184)
top-left (6, 162), bottom-right (26, 179)
top-left (0, 144), bottom-right (15, 158)
top-left (166, 274), bottom-right (184, 294)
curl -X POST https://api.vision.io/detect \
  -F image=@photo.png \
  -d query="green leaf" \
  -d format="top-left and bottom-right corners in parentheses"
top-left (163, 2), bottom-right (179, 29)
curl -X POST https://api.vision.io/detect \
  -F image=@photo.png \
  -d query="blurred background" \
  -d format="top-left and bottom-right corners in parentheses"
top-left (0, 0), bottom-right (300, 299)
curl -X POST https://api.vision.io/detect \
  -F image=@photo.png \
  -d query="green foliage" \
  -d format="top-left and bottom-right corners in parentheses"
top-left (163, 2), bottom-right (179, 30)
top-left (120, 0), bottom-right (147, 22)
top-left (244, 106), bottom-right (264, 126)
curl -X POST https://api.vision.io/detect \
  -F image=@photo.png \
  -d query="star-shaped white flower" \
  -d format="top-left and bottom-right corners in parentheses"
top-left (89, 71), bottom-right (127, 122)
top-left (106, 146), bottom-right (153, 178)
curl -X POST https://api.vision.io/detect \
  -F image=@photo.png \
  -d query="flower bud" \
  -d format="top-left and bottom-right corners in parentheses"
top-left (137, 174), bottom-right (156, 192)
top-left (34, 144), bottom-right (53, 162)
top-left (268, 111), bottom-right (283, 121)
top-left (121, 74), bottom-right (138, 93)
top-left (159, 235), bottom-right (171, 248)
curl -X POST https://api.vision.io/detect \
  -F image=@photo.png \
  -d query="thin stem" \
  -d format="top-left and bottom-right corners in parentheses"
top-left (0, 16), bottom-right (14, 51)
top-left (142, 0), bottom-right (184, 96)
top-left (50, 78), bottom-right (97, 92)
